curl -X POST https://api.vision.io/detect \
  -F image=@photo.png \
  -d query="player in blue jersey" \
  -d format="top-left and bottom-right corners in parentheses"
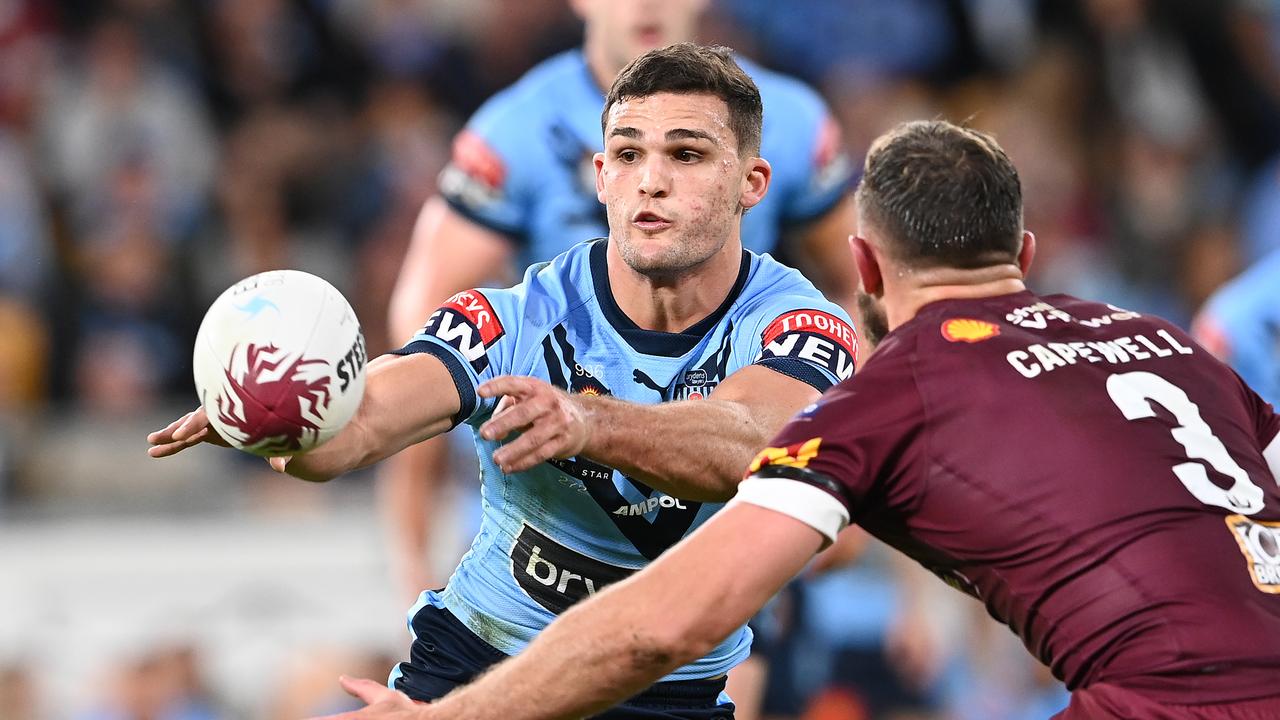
top-left (148, 45), bottom-right (858, 719)
top-left (381, 0), bottom-right (856, 616)
top-left (1191, 248), bottom-right (1280, 406)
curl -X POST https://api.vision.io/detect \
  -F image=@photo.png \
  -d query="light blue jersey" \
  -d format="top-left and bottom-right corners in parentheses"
top-left (1192, 249), bottom-right (1280, 405)
top-left (438, 50), bottom-right (852, 268)
top-left (392, 240), bottom-right (857, 681)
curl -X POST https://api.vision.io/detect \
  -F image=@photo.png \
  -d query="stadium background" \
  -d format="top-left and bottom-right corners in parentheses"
top-left (0, 0), bottom-right (1278, 718)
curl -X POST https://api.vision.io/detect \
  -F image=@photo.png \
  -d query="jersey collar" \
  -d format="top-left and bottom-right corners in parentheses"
top-left (590, 240), bottom-right (752, 357)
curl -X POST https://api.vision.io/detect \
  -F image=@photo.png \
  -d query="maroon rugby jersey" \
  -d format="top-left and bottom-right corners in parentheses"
top-left (754, 291), bottom-right (1280, 704)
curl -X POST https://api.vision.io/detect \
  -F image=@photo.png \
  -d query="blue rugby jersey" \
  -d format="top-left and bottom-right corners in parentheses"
top-left (438, 49), bottom-right (853, 268)
top-left (391, 239), bottom-right (857, 681)
top-left (1192, 249), bottom-right (1280, 405)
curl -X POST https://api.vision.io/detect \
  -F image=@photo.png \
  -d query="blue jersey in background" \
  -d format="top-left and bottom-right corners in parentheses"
top-left (438, 49), bottom-right (853, 269)
top-left (1193, 249), bottom-right (1280, 405)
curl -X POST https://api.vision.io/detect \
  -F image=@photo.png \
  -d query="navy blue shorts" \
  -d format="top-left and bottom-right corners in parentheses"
top-left (392, 602), bottom-right (736, 719)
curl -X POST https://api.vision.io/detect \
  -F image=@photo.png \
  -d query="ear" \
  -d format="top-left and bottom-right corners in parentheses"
top-left (851, 235), bottom-right (883, 296)
top-left (739, 156), bottom-right (771, 210)
top-left (1017, 230), bottom-right (1036, 277)
top-left (594, 152), bottom-right (607, 204)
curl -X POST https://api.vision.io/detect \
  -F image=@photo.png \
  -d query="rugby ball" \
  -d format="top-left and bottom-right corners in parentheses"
top-left (192, 270), bottom-right (367, 457)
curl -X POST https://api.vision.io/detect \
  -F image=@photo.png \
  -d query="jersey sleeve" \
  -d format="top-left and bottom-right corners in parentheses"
top-left (764, 80), bottom-right (854, 225)
top-left (436, 91), bottom-right (541, 242)
top-left (730, 348), bottom-right (925, 543)
top-left (748, 297), bottom-right (858, 393)
top-left (388, 288), bottom-right (519, 427)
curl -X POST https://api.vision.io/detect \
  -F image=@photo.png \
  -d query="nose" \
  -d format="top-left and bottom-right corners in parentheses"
top-left (637, 157), bottom-right (670, 198)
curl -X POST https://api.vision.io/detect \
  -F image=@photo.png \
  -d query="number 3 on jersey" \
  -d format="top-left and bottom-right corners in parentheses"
top-left (1106, 370), bottom-right (1266, 514)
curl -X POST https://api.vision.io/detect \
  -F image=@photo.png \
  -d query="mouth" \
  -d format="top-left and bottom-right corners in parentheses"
top-left (631, 210), bottom-right (673, 232)
top-left (634, 24), bottom-right (665, 47)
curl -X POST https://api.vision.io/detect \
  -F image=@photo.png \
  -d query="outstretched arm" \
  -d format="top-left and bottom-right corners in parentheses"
top-left (382, 197), bottom-right (517, 600)
top-left (478, 365), bottom-right (821, 502)
top-left (147, 352), bottom-right (461, 482)
top-left (313, 503), bottom-right (824, 720)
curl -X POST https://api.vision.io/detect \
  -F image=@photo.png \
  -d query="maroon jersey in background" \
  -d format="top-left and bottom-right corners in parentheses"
top-left (756, 290), bottom-right (1280, 705)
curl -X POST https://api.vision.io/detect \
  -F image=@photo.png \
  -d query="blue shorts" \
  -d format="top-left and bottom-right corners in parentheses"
top-left (392, 601), bottom-right (736, 719)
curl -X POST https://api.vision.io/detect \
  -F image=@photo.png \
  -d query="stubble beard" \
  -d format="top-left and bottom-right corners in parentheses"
top-left (612, 199), bottom-right (737, 281)
top-left (855, 290), bottom-right (890, 351)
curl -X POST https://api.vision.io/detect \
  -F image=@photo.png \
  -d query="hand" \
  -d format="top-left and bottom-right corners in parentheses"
top-left (305, 676), bottom-right (427, 719)
top-left (477, 375), bottom-right (590, 473)
top-left (146, 407), bottom-right (230, 458)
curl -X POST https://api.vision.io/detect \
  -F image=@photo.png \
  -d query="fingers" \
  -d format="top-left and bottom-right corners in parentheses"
top-left (491, 425), bottom-right (573, 473)
top-left (479, 395), bottom-right (548, 441)
top-left (146, 414), bottom-right (190, 445)
top-left (477, 375), bottom-right (538, 400)
top-left (173, 408), bottom-right (209, 441)
top-left (269, 456), bottom-right (292, 473)
top-left (339, 675), bottom-right (394, 704)
top-left (147, 407), bottom-right (231, 457)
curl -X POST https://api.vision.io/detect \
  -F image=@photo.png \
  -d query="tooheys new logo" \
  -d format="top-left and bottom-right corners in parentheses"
top-left (759, 309), bottom-right (857, 381)
top-left (423, 290), bottom-right (505, 372)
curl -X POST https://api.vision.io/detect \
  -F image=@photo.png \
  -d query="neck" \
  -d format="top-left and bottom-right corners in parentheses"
top-left (583, 37), bottom-right (618, 94)
top-left (605, 241), bottom-right (743, 333)
top-left (884, 263), bottom-right (1027, 331)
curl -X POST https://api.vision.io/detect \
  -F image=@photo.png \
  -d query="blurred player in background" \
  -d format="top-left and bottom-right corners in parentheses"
top-left (151, 44), bottom-right (858, 719)
top-left (1192, 247), bottom-right (1280, 406)
top-left (332, 119), bottom-right (1280, 720)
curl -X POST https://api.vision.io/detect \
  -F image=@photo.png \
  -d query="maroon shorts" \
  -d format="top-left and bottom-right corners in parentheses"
top-left (1055, 684), bottom-right (1280, 720)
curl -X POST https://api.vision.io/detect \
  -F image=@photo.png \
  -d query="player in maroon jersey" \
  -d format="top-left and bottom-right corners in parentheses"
top-left (314, 121), bottom-right (1280, 720)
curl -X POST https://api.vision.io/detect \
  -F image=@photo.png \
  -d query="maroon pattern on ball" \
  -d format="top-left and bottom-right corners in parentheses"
top-left (216, 343), bottom-right (332, 453)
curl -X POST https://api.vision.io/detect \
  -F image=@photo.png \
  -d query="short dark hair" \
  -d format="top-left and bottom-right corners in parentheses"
top-left (602, 43), bottom-right (763, 156)
top-left (856, 120), bottom-right (1023, 269)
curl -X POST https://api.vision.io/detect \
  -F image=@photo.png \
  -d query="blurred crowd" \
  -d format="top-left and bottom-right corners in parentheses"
top-left (0, 0), bottom-right (1278, 718)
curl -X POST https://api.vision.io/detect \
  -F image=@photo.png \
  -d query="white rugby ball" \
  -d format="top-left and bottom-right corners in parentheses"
top-left (192, 270), bottom-right (367, 457)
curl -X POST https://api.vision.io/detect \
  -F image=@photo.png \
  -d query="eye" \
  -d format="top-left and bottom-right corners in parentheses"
top-left (617, 149), bottom-right (639, 163)
top-left (674, 149), bottom-right (701, 163)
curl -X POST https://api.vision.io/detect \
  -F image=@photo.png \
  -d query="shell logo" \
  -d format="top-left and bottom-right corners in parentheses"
top-left (941, 318), bottom-right (1000, 343)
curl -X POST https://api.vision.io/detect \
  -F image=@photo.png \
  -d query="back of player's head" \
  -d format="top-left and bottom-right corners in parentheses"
top-left (602, 43), bottom-right (763, 156)
top-left (856, 120), bottom-right (1023, 269)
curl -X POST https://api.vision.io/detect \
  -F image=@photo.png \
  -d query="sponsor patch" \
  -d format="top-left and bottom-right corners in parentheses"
top-left (941, 318), bottom-right (1000, 343)
top-left (811, 115), bottom-right (853, 193)
top-left (760, 309), bottom-right (856, 381)
top-left (450, 130), bottom-right (505, 189)
top-left (422, 290), bottom-right (505, 373)
top-left (1225, 515), bottom-right (1280, 593)
top-left (747, 437), bottom-right (823, 475)
top-left (1191, 316), bottom-right (1231, 360)
top-left (510, 524), bottom-right (635, 614)
top-left (439, 130), bottom-right (507, 209)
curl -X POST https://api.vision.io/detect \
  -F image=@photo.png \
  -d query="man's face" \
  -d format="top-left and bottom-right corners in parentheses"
top-left (573, 0), bottom-right (707, 70)
top-left (596, 91), bottom-right (757, 277)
